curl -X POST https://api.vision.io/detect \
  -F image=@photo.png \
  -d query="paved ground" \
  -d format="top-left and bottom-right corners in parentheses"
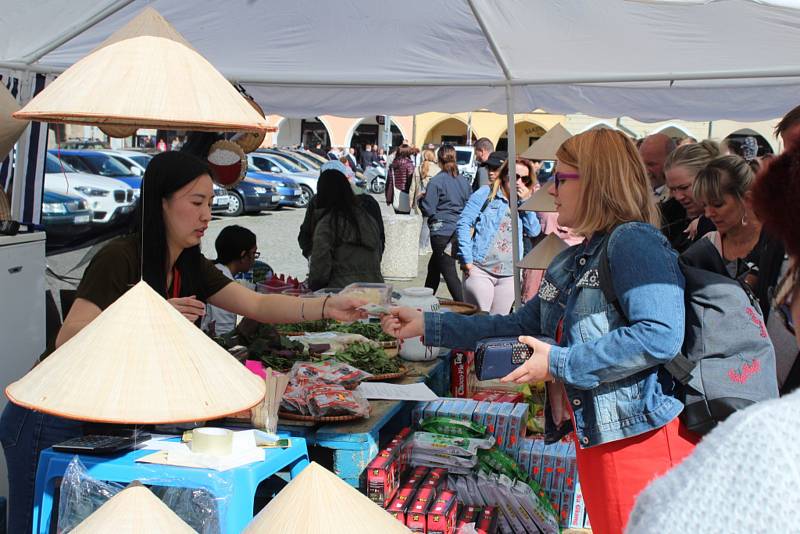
top-left (45, 193), bottom-right (453, 308)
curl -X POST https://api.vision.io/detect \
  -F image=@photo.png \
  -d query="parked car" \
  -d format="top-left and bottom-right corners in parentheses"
top-left (453, 145), bottom-right (477, 179)
top-left (44, 153), bottom-right (136, 224)
top-left (245, 166), bottom-right (303, 208)
top-left (103, 150), bottom-right (153, 175)
top-left (48, 149), bottom-right (142, 195)
top-left (212, 183), bottom-right (230, 214)
top-left (261, 148), bottom-right (318, 172)
top-left (247, 153), bottom-right (317, 207)
top-left (224, 178), bottom-right (281, 216)
top-left (41, 189), bottom-right (93, 237)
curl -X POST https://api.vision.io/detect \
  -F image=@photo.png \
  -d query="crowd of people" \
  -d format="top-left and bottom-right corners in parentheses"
top-left (379, 103), bottom-right (800, 533)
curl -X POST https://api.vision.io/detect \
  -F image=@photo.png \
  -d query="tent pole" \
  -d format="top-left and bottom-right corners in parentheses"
top-left (506, 84), bottom-right (521, 309)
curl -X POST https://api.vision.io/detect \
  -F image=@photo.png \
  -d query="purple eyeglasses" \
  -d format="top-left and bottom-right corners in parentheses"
top-left (553, 172), bottom-right (580, 191)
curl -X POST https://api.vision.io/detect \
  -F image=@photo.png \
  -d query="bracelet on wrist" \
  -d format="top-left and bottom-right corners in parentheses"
top-left (321, 295), bottom-right (331, 320)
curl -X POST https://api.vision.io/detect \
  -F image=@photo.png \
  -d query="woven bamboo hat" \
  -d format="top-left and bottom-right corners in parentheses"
top-left (517, 233), bottom-right (568, 269)
top-left (13, 7), bottom-right (267, 133)
top-left (72, 483), bottom-right (197, 533)
top-left (521, 123), bottom-right (571, 161)
top-left (6, 281), bottom-right (265, 424)
top-left (243, 462), bottom-right (411, 533)
top-left (520, 185), bottom-right (556, 212)
top-left (0, 83), bottom-right (28, 160)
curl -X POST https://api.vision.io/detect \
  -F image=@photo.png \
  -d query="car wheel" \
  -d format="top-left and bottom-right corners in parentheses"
top-left (296, 185), bottom-right (313, 208)
top-left (370, 178), bottom-right (385, 194)
top-left (226, 191), bottom-right (244, 216)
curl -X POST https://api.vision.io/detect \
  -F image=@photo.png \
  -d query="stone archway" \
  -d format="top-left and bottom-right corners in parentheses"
top-left (496, 121), bottom-right (547, 154)
top-left (723, 128), bottom-right (776, 156)
top-left (422, 117), bottom-right (476, 146)
top-left (345, 117), bottom-right (407, 150)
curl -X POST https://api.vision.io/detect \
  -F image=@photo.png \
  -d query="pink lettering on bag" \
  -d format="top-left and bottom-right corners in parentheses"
top-left (728, 358), bottom-right (762, 384)
top-left (745, 307), bottom-right (768, 338)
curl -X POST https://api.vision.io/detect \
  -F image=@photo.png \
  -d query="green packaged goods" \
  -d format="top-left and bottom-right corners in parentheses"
top-left (420, 416), bottom-right (487, 438)
top-left (412, 432), bottom-right (495, 457)
top-left (477, 447), bottom-right (529, 482)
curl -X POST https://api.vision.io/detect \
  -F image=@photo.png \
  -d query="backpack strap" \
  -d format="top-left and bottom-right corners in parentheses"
top-left (597, 225), bottom-right (695, 385)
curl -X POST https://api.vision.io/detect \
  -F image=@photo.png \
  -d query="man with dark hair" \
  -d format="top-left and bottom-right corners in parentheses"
top-left (775, 104), bottom-right (800, 152)
top-left (473, 137), bottom-right (494, 191)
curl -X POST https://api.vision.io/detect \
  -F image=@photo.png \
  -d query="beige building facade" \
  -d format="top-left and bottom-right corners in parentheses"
top-left (261, 111), bottom-right (784, 155)
top-left (58, 110), bottom-right (785, 155)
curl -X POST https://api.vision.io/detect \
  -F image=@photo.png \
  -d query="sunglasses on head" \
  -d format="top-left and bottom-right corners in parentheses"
top-left (553, 171), bottom-right (580, 191)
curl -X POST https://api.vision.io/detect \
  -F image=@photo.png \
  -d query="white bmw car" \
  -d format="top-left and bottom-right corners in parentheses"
top-left (44, 153), bottom-right (136, 224)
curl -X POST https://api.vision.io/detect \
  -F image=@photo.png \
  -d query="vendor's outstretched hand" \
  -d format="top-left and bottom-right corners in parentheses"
top-left (500, 336), bottom-right (554, 384)
top-left (381, 307), bottom-right (424, 339)
top-left (325, 295), bottom-right (369, 322)
top-left (169, 295), bottom-right (205, 322)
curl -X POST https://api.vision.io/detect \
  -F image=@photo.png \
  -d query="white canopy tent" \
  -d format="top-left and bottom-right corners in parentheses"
top-left (2, 0), bottom-right (800, 303)
top-left (3, 0), bottom-right (800, 120)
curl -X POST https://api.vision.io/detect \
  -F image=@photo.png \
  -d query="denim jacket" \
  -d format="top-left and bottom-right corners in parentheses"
top-left (425, 222), bottom-right (685, 448)
top-left (456, 186), bottom-right (541, 266)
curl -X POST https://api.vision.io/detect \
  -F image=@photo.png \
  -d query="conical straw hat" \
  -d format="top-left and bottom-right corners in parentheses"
top-left (13, 7), bottom-right (267, 133)
top-left (6, 281), bottom-right (265, 424)
top-left (520, 185), bottom-right (556, 212)
top-left (521, 123), bottom-right (571, 161)
top-left (244, 462), bottom-right (411, 534)
top-left (72, 483), bottom-right (197, 533)
top-left (517, 233), bottom-right (569, 270)
top-left (0, 83), bottom-right (28, 160)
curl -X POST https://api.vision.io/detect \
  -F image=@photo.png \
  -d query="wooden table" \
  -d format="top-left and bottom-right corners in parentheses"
top-left (277, 355), bottom-right (449, 487)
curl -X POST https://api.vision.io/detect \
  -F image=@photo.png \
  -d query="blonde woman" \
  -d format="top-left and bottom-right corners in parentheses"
top-left (684, 155), bottom-right (784, 316)
top-left (418, 149), bottom-right (440, 254)
top-left (383, 129), bottom-right (696, 534)
top-left (662, 140), bottom-right (720, 251)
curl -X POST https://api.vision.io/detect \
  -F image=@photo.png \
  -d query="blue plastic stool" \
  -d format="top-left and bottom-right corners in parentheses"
top-left (31, 436), bottom-right (309, 534)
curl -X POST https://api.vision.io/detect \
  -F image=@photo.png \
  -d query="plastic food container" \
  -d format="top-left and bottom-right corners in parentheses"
top-left (256, 282), bottom-right (293, 294)
top-left (340, 282), bottom-right (393, 314)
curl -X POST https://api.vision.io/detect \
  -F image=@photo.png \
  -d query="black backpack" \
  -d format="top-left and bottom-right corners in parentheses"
top-left (599, 234), bottom-right (779, 435)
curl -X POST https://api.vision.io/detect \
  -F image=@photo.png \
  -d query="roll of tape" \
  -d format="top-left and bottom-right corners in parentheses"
top-left (192, 427), bottom-right (233, 456)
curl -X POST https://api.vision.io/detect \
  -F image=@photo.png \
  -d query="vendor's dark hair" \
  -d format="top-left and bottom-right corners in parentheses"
top-left (215, 225), bottom-right (256, 265)
top-left (315, 169), bottom-right (362, 243)
top-left (136, 148), bottom-right (210, 298)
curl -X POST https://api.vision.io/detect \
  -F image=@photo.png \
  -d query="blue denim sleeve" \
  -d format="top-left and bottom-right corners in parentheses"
top-left (520, 210), bottom-right (541, 239)
top-left (456, 187), bottom-right (489, 265)
top-left (424, 295), bottom-right (543, 349)
top-left (548, 223), bottom-right (685, 390)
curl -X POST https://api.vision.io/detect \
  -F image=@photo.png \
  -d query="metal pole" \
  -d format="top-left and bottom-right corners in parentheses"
top-left (506, 85), bottom-right (521, 309)
top-left (467, 112), bottom-right (473, 145)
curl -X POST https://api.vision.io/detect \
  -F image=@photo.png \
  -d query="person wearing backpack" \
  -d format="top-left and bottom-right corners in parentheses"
top-left (383, 129), bottom-right (696, 534)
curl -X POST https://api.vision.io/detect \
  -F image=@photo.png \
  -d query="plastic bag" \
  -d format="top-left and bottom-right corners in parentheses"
top-left (152, 486), bottom-right (221, 534)
top-left (281, 378), bottom-right (370, 418)
top-left (290, 360), bottom-right (372, 389)
top-left (58, 456), bottom-right (123, 532)
top-left (412, 432), bottom-right (494, 457)
top-left (307, 382), bottom-right (369, 417)
top-left (56, 455), bottom-right (229, 534)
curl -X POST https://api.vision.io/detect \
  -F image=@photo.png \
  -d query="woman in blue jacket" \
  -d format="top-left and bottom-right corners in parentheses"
top-left (457, 158), bottom-right (541, 314)
top-left (383, 129), bottom-right (698, 534)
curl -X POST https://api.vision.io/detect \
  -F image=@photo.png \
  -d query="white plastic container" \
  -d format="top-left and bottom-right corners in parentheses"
top-left (396, 287), bottom-right (443, 361)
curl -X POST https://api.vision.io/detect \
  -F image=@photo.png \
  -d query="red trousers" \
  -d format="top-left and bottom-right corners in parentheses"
top-left (573, 416), bottom-right (699, 534)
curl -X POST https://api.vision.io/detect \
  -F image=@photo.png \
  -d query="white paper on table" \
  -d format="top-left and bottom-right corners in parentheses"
top-left (136, 429), bottom-right (265, 471)
top-left (355, 382), bottom-right (439, 401)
